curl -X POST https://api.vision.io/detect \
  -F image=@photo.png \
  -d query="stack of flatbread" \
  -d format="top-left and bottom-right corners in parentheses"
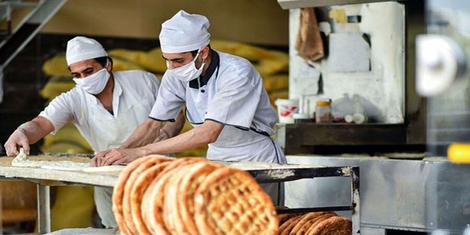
top-left (112, 155), bottom-right (279, 235)
top-left (278, 212), bottom-right (352, 235)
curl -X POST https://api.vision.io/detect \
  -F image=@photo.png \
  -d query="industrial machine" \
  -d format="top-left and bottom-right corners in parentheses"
top-left (276, 0), bottom-right (470, 234)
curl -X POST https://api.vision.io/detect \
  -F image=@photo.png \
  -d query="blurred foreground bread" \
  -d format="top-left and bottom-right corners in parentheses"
top-left (113, 156), bottom-right (278, 235)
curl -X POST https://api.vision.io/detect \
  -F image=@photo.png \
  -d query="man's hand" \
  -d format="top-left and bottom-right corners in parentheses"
top-left (90, 150), bottom-right (111, 167)
top-left (4, 117), bottom-right (54, 157)
top-left (4, 129), bottom-right (30, 156)
top-left (98, 148), bottom-right (146, 166)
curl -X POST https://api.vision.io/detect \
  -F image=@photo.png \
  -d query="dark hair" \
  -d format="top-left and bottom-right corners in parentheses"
top-left (190, 50), bottom-right (198, 57)
top-left (94, 56), bottom-right (113, 68)
top-left (189, 44), bottom-right (211, 57)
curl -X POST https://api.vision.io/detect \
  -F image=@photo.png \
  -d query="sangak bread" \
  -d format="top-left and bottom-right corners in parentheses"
top-left (130, 161), bottom-right (171, 235)
top-left (306, 216), bottom-right (352, 235)
top-left (112, 155), bottom-right (172, 235)
top-left (194, 167), bottom-right (278, 235)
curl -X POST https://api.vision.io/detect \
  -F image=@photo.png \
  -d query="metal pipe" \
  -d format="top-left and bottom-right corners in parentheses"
top-left (36, 184), bottom-right (51, 234)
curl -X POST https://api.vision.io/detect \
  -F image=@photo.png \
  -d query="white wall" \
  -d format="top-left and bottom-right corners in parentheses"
top-left (289, 2), bottom-right (405, 123)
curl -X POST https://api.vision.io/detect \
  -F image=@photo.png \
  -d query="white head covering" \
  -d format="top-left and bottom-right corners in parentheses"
top-left (66, 36), bottom-right (108, 66)
top-left (159, 10), bottom-right (211, 53)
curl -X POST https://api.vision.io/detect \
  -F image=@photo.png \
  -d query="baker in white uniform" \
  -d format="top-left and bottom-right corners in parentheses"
top-left (97, 11), bottom-right (286, 202)
top-left (3, 36), bottom-right (184, 228)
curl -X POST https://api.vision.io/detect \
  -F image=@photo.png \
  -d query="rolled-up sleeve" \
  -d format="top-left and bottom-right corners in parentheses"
top-left (205, 69), bottom-right (261, 129)
top-left (149, 74), bottom-right (185, 122)
top-left (38, 91), bottom-right (75, 133)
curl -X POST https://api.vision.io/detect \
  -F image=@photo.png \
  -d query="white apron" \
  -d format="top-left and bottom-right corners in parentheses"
top-left (74, 77), bottom-right (154, 228)
top-left (186, 106), bottom-right (285, 164)
top-left (74, 78), bottom-right (152, 152)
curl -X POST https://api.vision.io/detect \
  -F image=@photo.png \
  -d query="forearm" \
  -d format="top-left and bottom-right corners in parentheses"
top-left (138, 121), bottom-right (222, 155)
top-left (157, 111), bottom-right (186, 141)
top-left (18, 118), bottom-right (53, 144)
top-left (120, 119), bottom-right (162, 148)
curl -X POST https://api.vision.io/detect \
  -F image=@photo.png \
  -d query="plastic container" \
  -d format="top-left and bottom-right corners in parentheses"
top-left (315, 99), bottom-right (332, 123)
top-left (345, 113), bottom-right (367, 124)
top-left (275, 99), bottom-right (299, 124)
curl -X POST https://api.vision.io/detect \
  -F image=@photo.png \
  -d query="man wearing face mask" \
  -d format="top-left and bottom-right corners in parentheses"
top-left (3, 36), bottom-right (184, 228)
top-left (97, 10), bottom-right (286, 203)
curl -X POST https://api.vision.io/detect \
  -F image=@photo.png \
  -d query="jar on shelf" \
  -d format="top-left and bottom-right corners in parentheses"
top-left (315, 99), bottom-right (332, 123)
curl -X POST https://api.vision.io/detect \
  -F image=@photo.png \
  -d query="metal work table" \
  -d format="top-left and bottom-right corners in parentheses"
top-left (0, 157), bottom-right (360, 234)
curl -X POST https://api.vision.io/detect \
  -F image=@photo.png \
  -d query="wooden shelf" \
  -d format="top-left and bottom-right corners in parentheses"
top-left (284, 123), bottom-right (411, 154)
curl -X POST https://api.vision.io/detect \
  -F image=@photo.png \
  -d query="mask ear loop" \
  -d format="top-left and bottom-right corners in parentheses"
top-left (196, 49), bottom-right (204, 90)
top-left (105, 58), bottom-right (111, 71)
top-left (197, 76), bottom-right (201, 89)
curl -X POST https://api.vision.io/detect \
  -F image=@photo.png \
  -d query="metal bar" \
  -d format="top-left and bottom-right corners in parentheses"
top-left (0, 0), bottom-right (44, 49)
top-left (0, 0), bottom-right (67, 67)
top-left (248, 166), bottom-right (352, 183)
top-left (37, 184), bottom-right (51, 234)
top-left (351, 166), bottom-right (361, 234)
top-left (277, 206), bottom-right (353, 214)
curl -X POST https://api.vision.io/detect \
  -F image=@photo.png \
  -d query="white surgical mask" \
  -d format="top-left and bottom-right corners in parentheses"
top-left (167, 51), bottom-right (205, 82)
top-left (73, 68), bottom-right (110, 95)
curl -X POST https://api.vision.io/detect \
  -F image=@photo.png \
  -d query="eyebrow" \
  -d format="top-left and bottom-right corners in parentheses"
top-left (71, 66), bottom-right (94, 76)
top-left (161, 55), bottom-right (186, 62)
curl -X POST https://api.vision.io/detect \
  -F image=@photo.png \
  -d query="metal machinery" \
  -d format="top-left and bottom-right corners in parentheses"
top-left (0, 0), bottom-right (67, 103)
top-left (276, 0), bottom-right (470, 234)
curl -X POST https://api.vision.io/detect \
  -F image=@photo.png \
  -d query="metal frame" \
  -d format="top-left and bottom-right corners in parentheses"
top-left (0, 0), bottom-right (68, 67)
top-left (0, 164), bottom-right (360, 234)
top-left (248, 166), bottom-right (361, 234)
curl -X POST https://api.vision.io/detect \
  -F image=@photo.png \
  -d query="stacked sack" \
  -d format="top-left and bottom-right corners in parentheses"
top-left (41, 40), bottom-right (289, 156)
top-left (113, 155), bottom-right (279, 235)
top-left (277, 212), bottom-right (352, 235)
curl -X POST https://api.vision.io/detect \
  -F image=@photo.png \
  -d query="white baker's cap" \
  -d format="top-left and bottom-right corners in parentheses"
top-left (66, 36), bottom-right (108, 66)
top-left (159, 10), bottom-right (211, 53)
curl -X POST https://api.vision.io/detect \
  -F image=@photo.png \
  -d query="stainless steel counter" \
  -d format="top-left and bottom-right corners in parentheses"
top-left (285, 155), bottom-right (470, 234)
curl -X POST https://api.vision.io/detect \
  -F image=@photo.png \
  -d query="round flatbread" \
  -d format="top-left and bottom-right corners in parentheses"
top-left (302, 213), bottom-right (336, 235)
top-left (163, 164), bottom-right (192, 234)
top-left (175, 161), bottom-right (222, 235)
top-left (112, 155), bottom-right (172, 235)
top-left (130, 161), bottom-right (171, 235)
top-left (307, 216), bottom-right (352, 235)
top-left (290, 212), bottom-right (336, 235)
top-left (143, 158), bottom-right (203, 235)
top-left (279, 215), bottom-right (303, 235)
top-left (122, 156), bottom-right (173, 234)
top-left (278, 213), bottom-right (299, 225)
top-left (194, 167), bottom-right (278, 235)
